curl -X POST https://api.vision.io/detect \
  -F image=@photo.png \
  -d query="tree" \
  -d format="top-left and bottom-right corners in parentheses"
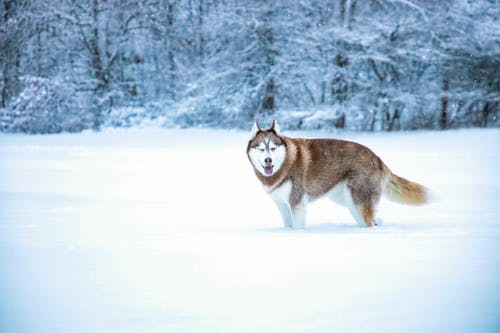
top-left (1, 0), bottom-right (499, 133)
top-left (0, 0), bottom-right (35, 107)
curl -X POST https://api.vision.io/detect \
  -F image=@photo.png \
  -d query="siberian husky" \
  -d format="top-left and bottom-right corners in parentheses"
top-left (247, 120), bottom-right (429, 228)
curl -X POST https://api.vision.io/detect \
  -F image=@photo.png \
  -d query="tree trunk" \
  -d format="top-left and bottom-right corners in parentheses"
top-left (198, 0), bottom-right (204, 59)
top-left (90, 0), bottom-right (106, 89)
top-left (0, 0), bottom-right (21, 107)
top-left (89, 0), bottom-right (106, 129)
top-left (439, 79), bottom-right (449, 130)
top-left (387, 108), bottom-right (400, 131)
top-left (481, 101), bottom-right (492, 128)
top-left (260, 9), bottom-right (275, 115)
top-left (334, 112), bottom-right (345, 129)
top-left (340, 0), bottom-right (356, 29)
top-left (166, 0), bottom-right (176, 100)
top-left (262, 78), bottom-right (275, 113)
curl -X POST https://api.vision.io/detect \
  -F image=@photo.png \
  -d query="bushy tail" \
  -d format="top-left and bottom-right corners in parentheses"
top-left (382, 165), bottom-right (429, 205)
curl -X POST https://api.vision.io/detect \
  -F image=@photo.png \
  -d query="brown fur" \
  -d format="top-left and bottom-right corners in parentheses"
top-left (382, 165), bottom-right (428, 205)
top-left (361, 204), bottom-right (375, 227)
top-left (248, 127), bottom-right (429, 227)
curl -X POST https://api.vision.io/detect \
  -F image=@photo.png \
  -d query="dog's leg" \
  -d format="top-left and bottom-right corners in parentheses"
top-left (345, 189), bottom-right (375, 227)
top-left (360, 203), bottom-right (375, 227)
top-left (346, 181), bottom-right (379, 227)
top-left (275, 201), bottom-right (293, 228)
top-left (291, 201), bottom-right (307, 229)
top-left (347, 204), bottom-right (367, 227)
top-left (346, 202), bottom-right (375, 227)
top-left (289, 185), bottom-right (307, 229)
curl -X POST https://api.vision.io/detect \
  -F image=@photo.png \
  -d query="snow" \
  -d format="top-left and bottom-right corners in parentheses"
top-left (1, 128), bottom-right (499, 333)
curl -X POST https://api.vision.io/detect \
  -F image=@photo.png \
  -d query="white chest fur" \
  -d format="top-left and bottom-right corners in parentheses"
top-left (265, 181), bottom-right (292, 204)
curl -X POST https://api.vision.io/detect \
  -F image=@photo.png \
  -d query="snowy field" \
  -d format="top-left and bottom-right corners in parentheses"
top-left (1, 128), bottom-right (499, 333)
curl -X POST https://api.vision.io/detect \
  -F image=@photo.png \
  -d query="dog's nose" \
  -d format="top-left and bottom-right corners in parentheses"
top-left (264, 157), bottom-right (272, 164)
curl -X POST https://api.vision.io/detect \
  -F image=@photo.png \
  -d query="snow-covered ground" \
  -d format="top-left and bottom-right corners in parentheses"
top-left (1, 128), bottom-right (499, 333)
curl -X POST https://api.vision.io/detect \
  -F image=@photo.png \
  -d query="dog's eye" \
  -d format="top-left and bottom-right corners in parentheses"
top-left (258, 148), bottom-right (265, 152)
top-left (270, 147), bottom-right (276, 152)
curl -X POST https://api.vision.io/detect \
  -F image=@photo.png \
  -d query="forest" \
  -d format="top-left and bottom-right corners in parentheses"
top-left (0, 0), bottom-right (499, 133)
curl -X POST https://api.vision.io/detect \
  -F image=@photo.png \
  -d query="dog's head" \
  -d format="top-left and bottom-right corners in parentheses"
top-left (247, 120), bottom-right (287, 177)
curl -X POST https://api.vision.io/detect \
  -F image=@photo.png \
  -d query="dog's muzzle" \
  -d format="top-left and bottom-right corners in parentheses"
top-left (260, 159), bottom-right (274, 176)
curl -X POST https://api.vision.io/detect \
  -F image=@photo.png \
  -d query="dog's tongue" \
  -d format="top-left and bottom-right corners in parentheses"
top-left (264, 165), bottom-right (273, 175)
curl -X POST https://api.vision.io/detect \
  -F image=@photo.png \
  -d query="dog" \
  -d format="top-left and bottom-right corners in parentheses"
top-left (247, 120), bottom-right (429, 228)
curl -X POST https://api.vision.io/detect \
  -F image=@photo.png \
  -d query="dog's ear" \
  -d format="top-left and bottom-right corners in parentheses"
top-left (250, 121), bottom-right (261, 138)
top-left (271, 120), bottom-right (281, 136)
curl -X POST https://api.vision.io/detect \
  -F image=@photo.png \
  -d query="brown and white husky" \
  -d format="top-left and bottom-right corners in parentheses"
top-left (247, 120), bottom-right (429, 228)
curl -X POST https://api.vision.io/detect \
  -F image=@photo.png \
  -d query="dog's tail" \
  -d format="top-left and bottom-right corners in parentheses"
top-left (382, 165), bottom-right (429, 205)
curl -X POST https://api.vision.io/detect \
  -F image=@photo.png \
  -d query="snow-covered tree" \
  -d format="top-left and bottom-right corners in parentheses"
top-left (1, 0), bottom-right (498, 133)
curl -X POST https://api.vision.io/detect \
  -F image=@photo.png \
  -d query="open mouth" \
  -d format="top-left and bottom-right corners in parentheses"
top-left (263, 165), bottom-right (274, 175)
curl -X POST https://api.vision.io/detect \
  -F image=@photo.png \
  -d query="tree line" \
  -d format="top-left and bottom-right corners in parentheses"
top-left (0, 0), bottom-right (499, 133)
